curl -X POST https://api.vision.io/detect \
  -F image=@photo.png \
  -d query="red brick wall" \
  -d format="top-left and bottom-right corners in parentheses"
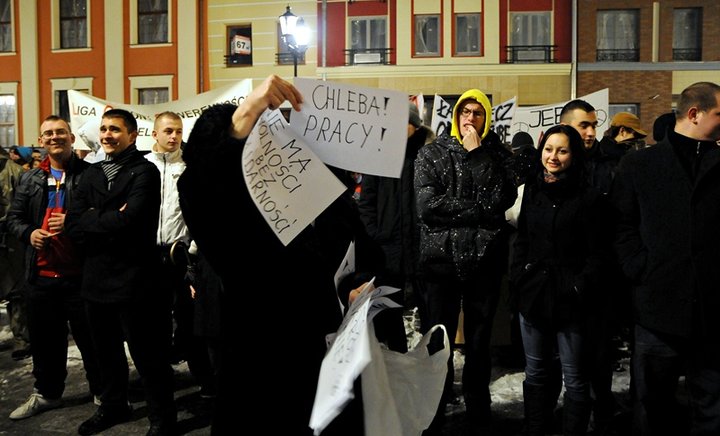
top-left (579, 70), bottom-right (672, 136)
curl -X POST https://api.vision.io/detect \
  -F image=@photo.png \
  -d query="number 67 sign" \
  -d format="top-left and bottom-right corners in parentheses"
top-left (232, 34), bottom-right (251, 55)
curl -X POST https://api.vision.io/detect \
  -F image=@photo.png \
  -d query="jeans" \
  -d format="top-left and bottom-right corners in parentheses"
top-left (519, 314), bottom-right (590, 402)
top-left (633, 324), bottom-right (720, 436)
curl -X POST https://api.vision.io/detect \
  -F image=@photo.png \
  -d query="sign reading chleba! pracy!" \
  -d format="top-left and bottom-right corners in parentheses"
top-left (290, 78), bottom-right (408, 179)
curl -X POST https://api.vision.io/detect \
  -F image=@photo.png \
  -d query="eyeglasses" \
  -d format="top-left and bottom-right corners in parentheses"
top-left (460, 108), bottom-right (484, 118)
top-left (40, 129), bottom-right (69, 139)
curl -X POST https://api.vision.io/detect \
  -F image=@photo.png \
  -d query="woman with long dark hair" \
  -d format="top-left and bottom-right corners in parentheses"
top-left (511, 124), bottom-right (611, 435)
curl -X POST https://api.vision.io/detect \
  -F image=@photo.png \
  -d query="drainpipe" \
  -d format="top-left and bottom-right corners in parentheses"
top-left (198, 0), bottom-right (205, 91)
top-left (571, 0), bottom-right (577, 99)
top-left (322, 0), bottom-right (327, 80)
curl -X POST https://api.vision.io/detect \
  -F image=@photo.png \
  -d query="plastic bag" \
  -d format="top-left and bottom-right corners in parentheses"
top-left (362, 324), bottom-right (449, 436)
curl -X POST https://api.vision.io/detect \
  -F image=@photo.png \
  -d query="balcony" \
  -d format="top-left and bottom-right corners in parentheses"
top-left (673, 48), bottom-right (701, 61)
top-left (505, 45), bottom-right (557, 63)
top-left (344, 48), bottom-right (393, 66)
top-left (596, 49), bottom-right (639, 62)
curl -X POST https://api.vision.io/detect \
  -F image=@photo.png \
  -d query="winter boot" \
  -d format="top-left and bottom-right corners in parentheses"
top-left (563, 394), bottom-right (593, 436)
top-left (522, 382), bottom-right (546, 436)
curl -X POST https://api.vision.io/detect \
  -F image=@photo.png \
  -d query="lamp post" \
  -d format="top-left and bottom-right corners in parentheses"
top-left (278, 5), bottom-right (309, 77)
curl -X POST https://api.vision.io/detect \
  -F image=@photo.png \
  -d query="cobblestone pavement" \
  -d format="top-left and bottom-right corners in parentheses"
top-left (0, 305), bottom-right (634, 436)
top-left (0, 309), bottom-right (212, 436)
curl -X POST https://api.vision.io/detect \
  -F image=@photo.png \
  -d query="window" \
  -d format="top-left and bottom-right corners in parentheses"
top-left (0, 0), bottom-right (11, 52)
top-left (138, 88), bottom-right (169, 105)
top-left (348, 16), bottom-right (387, 65)
top-left (609, 104), bottom-right (639, 120)
top-left (55, 90), bottom-right (70, 121)
top-left (414, 15), bottom-right (440, 56)
top-left (350, 17), bottom-right (386, 51)
top-left (59, 0), bottom-right (87, 48)
top-left (508, 12), bottom-right (551, 62)
top-left (0, 94), bottom-right (16, 148)
top-left (277, 23), bottom-right (304, 66)
top-left (597, 10), bottom-right (639, 61)
top-left (673, 8), bottom-right (701, 61)
top-left (138, 0), bottom-right (168, 44)
top-left (454, 13), bottom-right (481, 56)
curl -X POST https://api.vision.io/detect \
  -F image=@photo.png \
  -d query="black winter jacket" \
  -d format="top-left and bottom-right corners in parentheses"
top-left (414, 130), bottom-right (516, 279)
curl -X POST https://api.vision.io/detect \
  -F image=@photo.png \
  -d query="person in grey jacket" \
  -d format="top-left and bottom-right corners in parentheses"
top-left (414, 88), bottom-right (516, 435)
top-left (611, 81), bottom-right (720, 436)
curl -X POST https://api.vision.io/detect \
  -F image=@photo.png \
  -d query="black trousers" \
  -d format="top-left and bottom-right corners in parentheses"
top-left (633, 324), bottom-right (720, 436)
top-left (26, 276), bottom-right (101, 399)
top-left (85, 296), bottom-right (176, 425)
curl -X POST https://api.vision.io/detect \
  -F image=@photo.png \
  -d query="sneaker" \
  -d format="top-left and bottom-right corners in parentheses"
top-left (93, 395), bottom-right (102, 406)
top-left (9, 392), bottom-right (63, 420)
top-left (78, 406), bottom-right (132, 435)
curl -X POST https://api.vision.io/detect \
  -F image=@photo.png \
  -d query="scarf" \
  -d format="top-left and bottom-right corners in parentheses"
top-left (101, 144), bottom-right (137, 190)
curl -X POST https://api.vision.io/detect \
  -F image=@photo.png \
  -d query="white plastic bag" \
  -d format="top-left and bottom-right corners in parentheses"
top-left (362, 324), bottom-right (449, 436)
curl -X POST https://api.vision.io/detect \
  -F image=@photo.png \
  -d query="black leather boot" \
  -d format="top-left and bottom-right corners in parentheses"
top-left (522, 381), bottom-right (546, 436)
top-left (563, 394), bottom-right (593, 436)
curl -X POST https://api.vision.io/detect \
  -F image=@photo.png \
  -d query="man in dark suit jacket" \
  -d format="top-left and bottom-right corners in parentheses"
top-left (611, 81), bottom-right (720, 436)
top-left (66, 109), bottom-right (176, 436)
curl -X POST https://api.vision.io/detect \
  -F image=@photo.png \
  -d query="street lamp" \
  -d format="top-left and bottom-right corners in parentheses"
top-left (278, 5), bottom-right (310, 77)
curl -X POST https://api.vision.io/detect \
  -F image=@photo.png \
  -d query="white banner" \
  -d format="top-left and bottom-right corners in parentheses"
top-left (430, 94), bottom-right (453, 138)
top-left (242, 109), bottom-right (347, 246)
top-left (67, 80), bottom-right (253, 151)
top-left (290, 78), bottom-right (409, 178)
top-left (511, 88), bottom-right (609, 146)
top-left (490, 96), bottom-right (517, 145)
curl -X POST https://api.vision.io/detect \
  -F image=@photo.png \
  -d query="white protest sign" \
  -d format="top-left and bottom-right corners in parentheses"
top-left (333, 241), bottom-right (356, 315)
top-left (290, 78), bottom-right (409, 178)
top-left (242, 109), bottom-right (347, 246)
top-left (490, 96), bottom-right (517, 145)
top-left (67, 80), bottom-right (253, 151)
top-left (511, 88), bottom-right (609, 145)
top-left (310, 279), bottom-right (375, 435)
top-left (430, 94), bottom-right (453, 138)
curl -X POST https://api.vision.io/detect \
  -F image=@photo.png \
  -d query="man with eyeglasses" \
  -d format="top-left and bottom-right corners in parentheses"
top-left (414, 89), bottom-right (517, 435)
top-left (6, 115), bottom-right (102, 420)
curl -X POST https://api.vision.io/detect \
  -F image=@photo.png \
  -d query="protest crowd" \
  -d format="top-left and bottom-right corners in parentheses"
top-left (1, 74), bottom-right (720, 436)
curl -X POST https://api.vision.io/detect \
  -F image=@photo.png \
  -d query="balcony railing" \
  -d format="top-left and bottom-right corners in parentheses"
top-left (673, 48), bottom-right (701, 61)
top-left (344, 48), bottom-right (393, 66)
top-left (505, 45), bottom-right (557, 63)
top-left (275, 52), bottom-right (306, 66)
top-left (596, 49), bottom-right (639, 62)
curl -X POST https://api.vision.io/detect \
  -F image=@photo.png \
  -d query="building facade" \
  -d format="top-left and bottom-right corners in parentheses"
top-left (1, 0), bottom-right (719, 148)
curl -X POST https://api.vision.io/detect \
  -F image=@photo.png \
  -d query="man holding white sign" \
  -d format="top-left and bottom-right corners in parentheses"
top-left (178, 75), bottom-right (370, 435)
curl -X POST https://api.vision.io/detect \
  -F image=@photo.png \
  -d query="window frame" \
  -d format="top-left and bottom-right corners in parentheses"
top-left (413, 14), bottom-right (441, 57)
top-left (58, 0), bottom-right (88, 49)
top-left (130, 0), bottom-right (172, 46)
top-left (453, 13), bottom-right (482, 57)
top-left (596, 9), bottom-right (639, 62)
top-left (349, 16), bottom-right (387, 51)
top-left (277, 23), bottom-right (305, 66)
top-left (0, 0), bottom-right (13, 53)
top-left (0, 82), bottom-right (18, 149)
top-left (672, 8), bottom-right (702, 61)
top-left (608, 103), bottom-right (639, 120)
top-left (50, 77), bottom-right (93, 122)
top-left (128, 75), bottom-right (172, 104)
